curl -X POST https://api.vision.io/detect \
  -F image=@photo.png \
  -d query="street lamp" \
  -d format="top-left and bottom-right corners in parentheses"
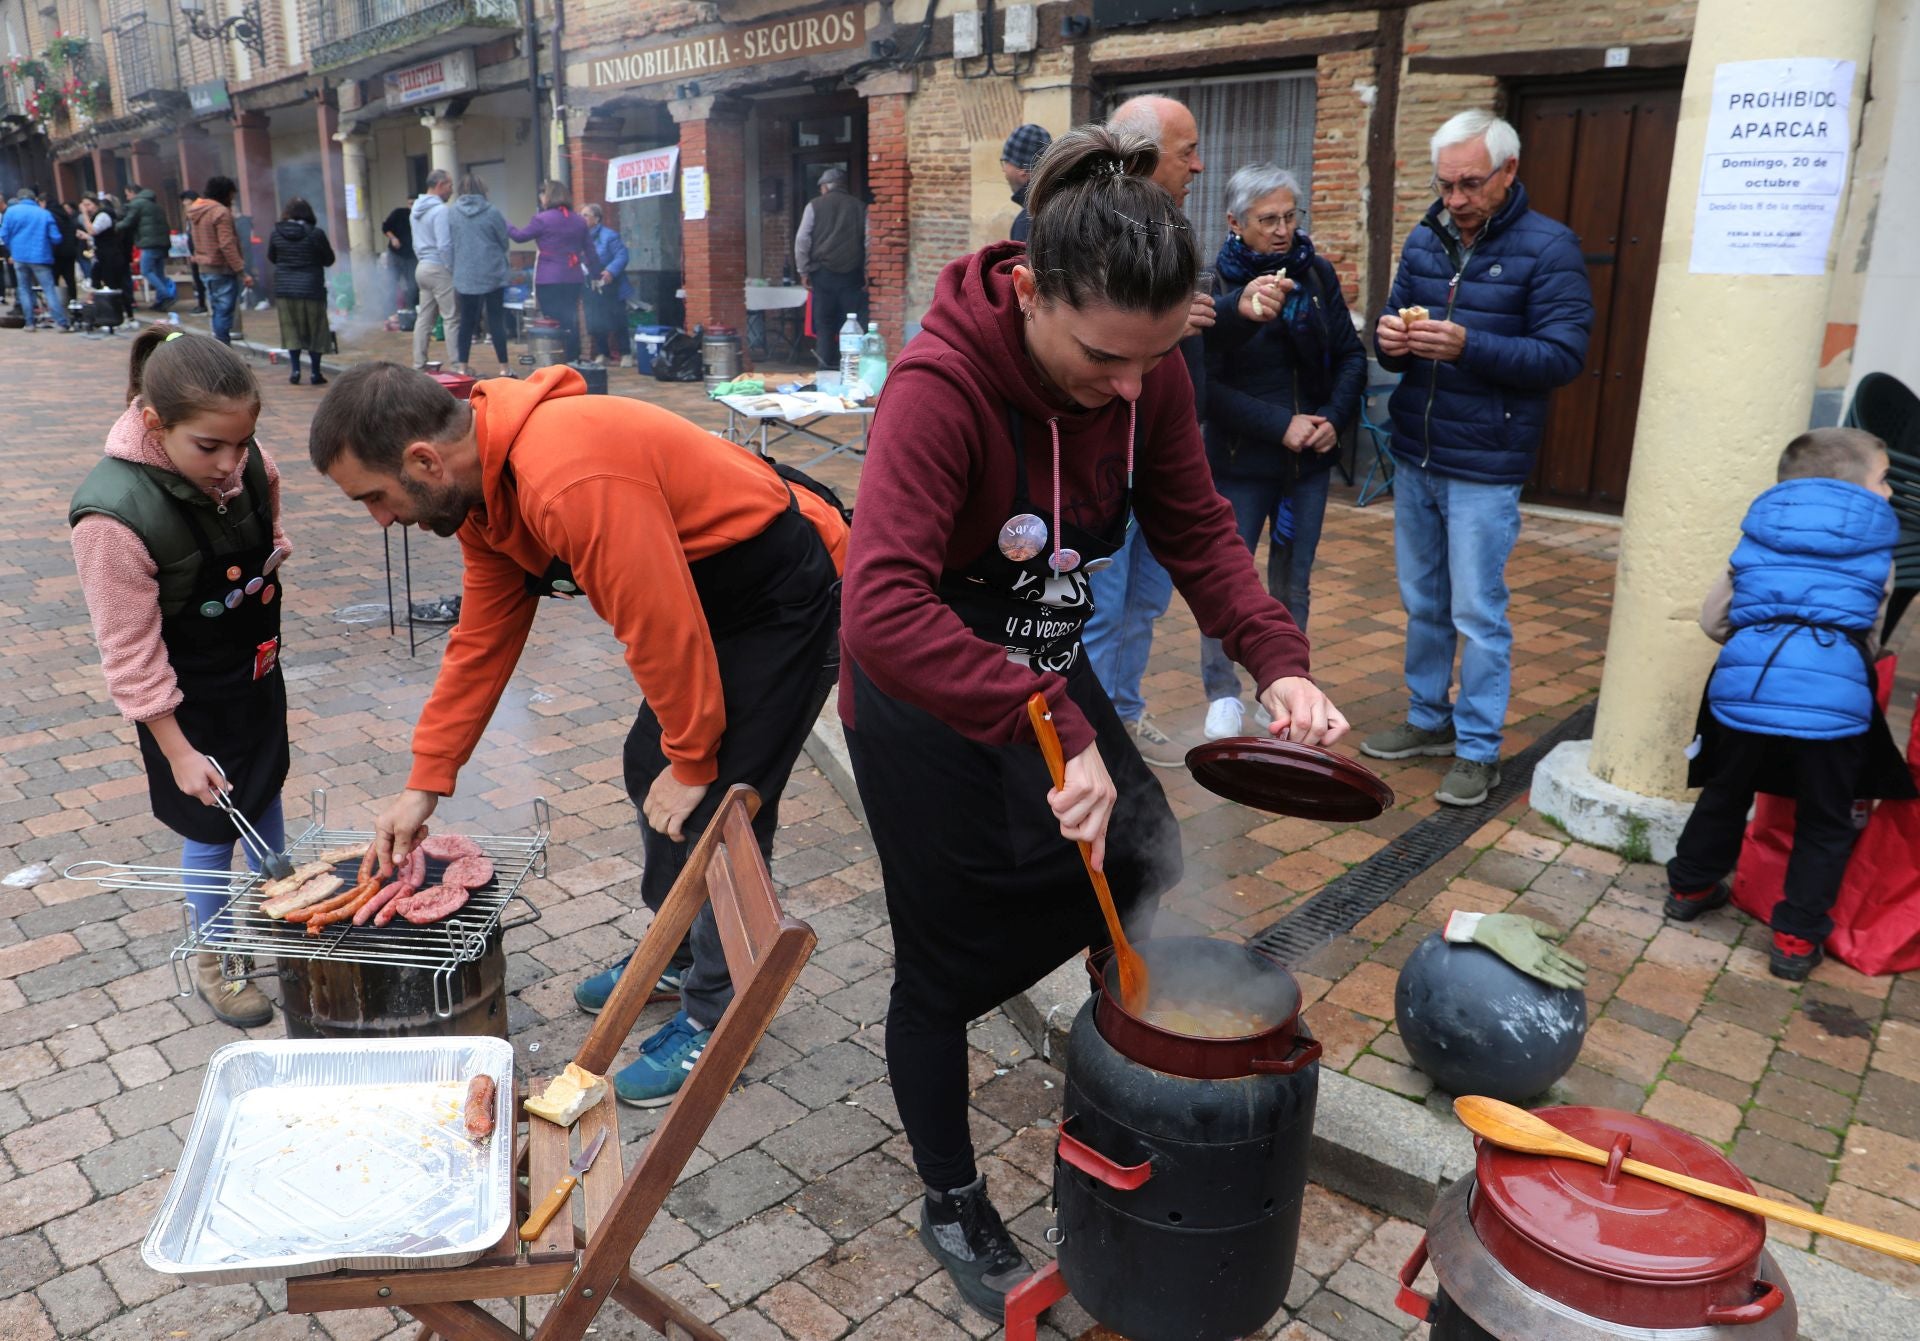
top-left (178, 0), bottom-right (269, 66)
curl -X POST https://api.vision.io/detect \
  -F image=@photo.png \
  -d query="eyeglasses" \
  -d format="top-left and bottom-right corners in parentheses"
top-left (1251, 210), bottom-right (1299, 229)
top-left (1433, 173), bottom-right (1494, 198)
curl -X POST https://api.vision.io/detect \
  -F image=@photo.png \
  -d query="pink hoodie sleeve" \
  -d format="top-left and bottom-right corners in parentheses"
top-left (72, 515), bottom-right (181, 723)
top-left (259, 447), bottom-right (292, 557)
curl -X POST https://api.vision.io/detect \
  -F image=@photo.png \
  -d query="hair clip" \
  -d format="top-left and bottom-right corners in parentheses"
top-left (1114, 209), bottom-right (1151, 235)
top-left (164, 331), bottom-right (183, 342)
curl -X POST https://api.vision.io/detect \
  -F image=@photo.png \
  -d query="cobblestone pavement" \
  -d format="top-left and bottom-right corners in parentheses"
top-left (1, 321), bottom-right (1913, 1340)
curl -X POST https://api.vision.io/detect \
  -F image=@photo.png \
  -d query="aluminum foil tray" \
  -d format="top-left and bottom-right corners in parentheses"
top-left (143, 1036), bottom-right (515, 1284)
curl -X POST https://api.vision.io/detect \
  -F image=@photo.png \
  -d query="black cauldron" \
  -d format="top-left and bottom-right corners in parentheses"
top-left (1054, 938), bottom-right (1320, 1341)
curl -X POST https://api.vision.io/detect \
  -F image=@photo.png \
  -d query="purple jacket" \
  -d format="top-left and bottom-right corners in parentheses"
top-left (507, 206), bottom-right (596, 287)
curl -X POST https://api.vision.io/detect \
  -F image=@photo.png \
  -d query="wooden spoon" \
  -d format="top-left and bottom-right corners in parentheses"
top-left (1455, 1095), bottom-right (1920, 1266)
top-left (1026, 693), bottom-right (1150, 1013)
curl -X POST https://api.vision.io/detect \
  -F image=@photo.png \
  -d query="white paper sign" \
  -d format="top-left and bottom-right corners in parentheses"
top-left (1689, 58), bottom-right (1854, 276)
top-left (682, 166), bottom-right (708, 221)
top-left (606, 145), bottom-right (681, 203)
top-left (344, 183), bottom-right (360, 221)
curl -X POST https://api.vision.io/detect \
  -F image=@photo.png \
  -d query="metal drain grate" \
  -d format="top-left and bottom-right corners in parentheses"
top-left (1249, 701), bottom-right (1597, 967)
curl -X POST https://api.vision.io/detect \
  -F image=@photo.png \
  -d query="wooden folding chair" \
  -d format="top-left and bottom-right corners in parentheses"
top-left (285, 785), bottom-right (815, 1341)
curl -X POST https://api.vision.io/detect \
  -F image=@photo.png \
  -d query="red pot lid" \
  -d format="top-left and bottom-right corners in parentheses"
top-left (1475, 1106), bottom-right (1765, 1283)
top-left (1184, 737), bottom-right (1393, 822)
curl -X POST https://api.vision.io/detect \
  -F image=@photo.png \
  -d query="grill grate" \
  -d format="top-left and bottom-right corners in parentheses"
top-left (65, 790), bottom-right (547, 1014)
top-left (1249, 702), bottom-right (1597, 967)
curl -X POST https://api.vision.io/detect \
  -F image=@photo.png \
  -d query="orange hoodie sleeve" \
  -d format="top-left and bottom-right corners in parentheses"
top-left (406, 529), bottom-right (539, 795)
top-left (534, 477), bottom-right (727, 786)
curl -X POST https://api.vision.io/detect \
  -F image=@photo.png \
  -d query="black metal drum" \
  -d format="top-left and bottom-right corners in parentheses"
top-left (1054, 939), bottom-right (1321, 1341)
top-left (278, 927), bottom-right (508, 1040)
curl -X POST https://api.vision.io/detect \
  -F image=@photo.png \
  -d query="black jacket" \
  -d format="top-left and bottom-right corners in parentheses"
top-left (267, 220), bottom-right (335, 301)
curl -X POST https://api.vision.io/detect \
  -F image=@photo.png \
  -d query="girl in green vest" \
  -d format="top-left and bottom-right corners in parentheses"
top-left (70, 328), bottom-right (290, 1028)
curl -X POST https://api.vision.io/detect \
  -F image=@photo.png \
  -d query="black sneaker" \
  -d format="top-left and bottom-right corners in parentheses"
top-left (1770, 931), bottom-right (1824, 981)
top-left (1664, 880), bottom-right (1731, 922)
top-left (919, 1175), bottom-right (1032, 1322)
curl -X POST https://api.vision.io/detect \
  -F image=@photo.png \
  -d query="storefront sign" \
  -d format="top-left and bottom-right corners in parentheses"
top-left (385, 49), bottom-right (477, 109)
top-left (607, 145), bottom-right (681, 203)
top-left (579, 5), bottom-right (865, 91)
top-left (1689, 58), bottom-right (1854, 276)
top-left (188, 81), bottom-right (230, 116)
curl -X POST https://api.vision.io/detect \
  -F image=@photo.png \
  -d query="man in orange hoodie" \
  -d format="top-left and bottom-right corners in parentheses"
top-left (310, 363), bottom-right (846, 1105)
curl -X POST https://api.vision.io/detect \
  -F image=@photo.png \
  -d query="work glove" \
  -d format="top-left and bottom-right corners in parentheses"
top-left (1444, 911), bottom-right (1587, 991)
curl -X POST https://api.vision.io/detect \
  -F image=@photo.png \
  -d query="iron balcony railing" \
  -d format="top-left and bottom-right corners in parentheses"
top-left (311, 0), bottom-right (520, 74)
top-left (111, 10), bottom-right (184, 107)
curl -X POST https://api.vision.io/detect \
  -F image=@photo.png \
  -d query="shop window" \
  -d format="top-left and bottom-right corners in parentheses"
top-left (795, 114), bottom-right (854, 149)
top-left (1107, 70), bottom-right (1316, 253)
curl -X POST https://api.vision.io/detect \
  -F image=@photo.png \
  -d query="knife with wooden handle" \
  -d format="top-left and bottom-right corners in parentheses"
top-left (519, 1128), bottom-right (608, 1242)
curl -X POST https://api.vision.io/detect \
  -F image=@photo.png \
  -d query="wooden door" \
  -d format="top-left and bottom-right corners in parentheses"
top-left (1513, 79), bottom-right (1681, 512)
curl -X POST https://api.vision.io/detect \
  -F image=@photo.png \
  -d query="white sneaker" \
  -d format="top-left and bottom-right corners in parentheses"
top-left (1204, 697), bottom-right (1245, 740)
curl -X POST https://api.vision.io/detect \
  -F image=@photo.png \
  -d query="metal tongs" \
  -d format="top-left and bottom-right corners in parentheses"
top-left (205, 756), bottom-right (295, 880)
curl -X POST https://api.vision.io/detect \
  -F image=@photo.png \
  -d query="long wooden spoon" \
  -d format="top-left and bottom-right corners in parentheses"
top-left (1455, 1095), bottom-right (1920, 1266)
top-left (1026, 693), bottom-right (1150, 1012)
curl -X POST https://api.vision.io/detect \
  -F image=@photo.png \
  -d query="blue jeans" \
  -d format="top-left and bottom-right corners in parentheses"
top-left (1082, 527), bottom-right (1173, 723)
top-left (181, 795), bottom-right (285, 934)
top-left (140, 249), bottom-right (177, 305)
top-left (1391, 459), bottom-right (1523, 763)
top-left (205, 271), bottom-right (241, 344)
top-left (15, 261), bottom-right (67, 328)
top-left (1201, 468), bottom-right (1332, 701)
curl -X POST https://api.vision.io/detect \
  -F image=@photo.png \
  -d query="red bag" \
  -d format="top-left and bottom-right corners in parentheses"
top-left (1732, 658), bottom-right (1920, 976)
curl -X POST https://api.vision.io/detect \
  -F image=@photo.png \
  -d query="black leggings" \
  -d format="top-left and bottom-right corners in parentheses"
top-left (539, 282), bottom-right (582, 364)
top-left (456, 288), bottom-right (509, 365)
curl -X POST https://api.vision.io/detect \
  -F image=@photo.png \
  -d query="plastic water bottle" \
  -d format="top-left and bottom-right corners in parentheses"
top-left (838, 313), bottom-right (862, 387)
top-left (857, 321), bottom-right (888, 394)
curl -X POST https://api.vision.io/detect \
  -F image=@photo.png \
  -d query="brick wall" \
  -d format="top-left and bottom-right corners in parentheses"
top-left (678, 105), bottom-right (749, 333)
top-left (903, 62), bottom-right (972, 326)
top-left (562, 0), bottom-right (719, 57)
top-left (1308, 48), bottom-right (1372, 308)
top-left (864, 89), bottom-right (911, 354)
top-left (1406, 0), bottom-right (1695, 55)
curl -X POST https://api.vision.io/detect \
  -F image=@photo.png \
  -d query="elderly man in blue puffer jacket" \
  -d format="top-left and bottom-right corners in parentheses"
top-left (1663, 428), bottom-right (1910, 981)
top-left (1360, 111), bottom-right (1593, 807)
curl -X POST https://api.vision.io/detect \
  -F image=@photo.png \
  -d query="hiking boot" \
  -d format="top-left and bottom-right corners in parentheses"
top-left (1204, 697), bottom-right (1244, 740)
top-left (193, 953), bottom-right (274, 1028)
top-left (919, 1174), bottom-right (1033, 1322)
top-left (1664, 880), bottom-right (1731, 922)
top-left (1436, 758), bottom-right (1501, 807)
top-left (1361, 721), bottom-right (1458, 760)
top-left (573, 954), bottom-right (685, 1014)
top-left (1770, 932), bottom-right (1824, 981)
top-left (614, 1009), bottom-right (711, 1107)
top-left (1130, 714), bottom-right (1186, 768)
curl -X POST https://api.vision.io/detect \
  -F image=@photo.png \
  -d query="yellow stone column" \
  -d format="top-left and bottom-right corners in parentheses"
top-left (1584, 0), bottom-right (1880, 803)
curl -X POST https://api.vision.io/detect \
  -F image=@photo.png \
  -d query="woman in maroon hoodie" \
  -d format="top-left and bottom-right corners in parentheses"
top-left (840, 126), bottom-right (1349, 1320)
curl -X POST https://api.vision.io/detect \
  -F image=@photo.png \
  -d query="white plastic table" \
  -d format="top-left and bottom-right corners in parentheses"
top-left (717, 391), bottom-right (873, 470)
top-left (745, 285), bottom-right (810, 361)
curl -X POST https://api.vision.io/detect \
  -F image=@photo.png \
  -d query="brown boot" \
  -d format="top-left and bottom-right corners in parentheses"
top-left (193, 954), bottom-right (274, 1028)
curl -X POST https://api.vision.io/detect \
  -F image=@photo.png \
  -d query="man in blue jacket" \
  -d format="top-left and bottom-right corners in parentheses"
top-left (1362, 111), bottom-right (1593, 806)
top-left (1, 188), bottom-right (70, 331)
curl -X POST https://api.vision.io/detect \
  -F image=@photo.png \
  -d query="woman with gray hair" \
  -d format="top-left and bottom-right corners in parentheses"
top-left (1199, 161), bottom-right (1367, 740)
top-left (448, 172), bottom-right (514, 377)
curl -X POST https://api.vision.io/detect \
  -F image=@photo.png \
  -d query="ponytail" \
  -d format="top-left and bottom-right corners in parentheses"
top-left (1024, 124), bottom-right (1196, 315)
top-left (128, 326), bottom-right (260, 425)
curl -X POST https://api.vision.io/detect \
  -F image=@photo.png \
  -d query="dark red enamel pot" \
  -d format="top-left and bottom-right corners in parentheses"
top-left (1086, 937), bottom-right (1321, 1080)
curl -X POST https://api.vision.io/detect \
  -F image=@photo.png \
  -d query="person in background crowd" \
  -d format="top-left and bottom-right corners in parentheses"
top-left (121, 182), bottom-right (176, 312)
top-left (410, 169), bottom-right (460, 370)
top-left (188, 177), bottom-right (252, 345)
top-left (1199, 163), bottom-right (1365, 739)
top-left (1, 187), bottom-right (68, 329)
top-left (1001, 123), bottom-right (1052, 243)
top-left (581, 203), bottom-right (632, 367)
top-left (49, 197), bottom-right (81, 308)
top-left (795, 166), bottom-right (867, 372)
top-left (268, 197), bottom-right (336, 386)
top-left (838, 124), bottom-right (1344, 1322)
top-left (383, 200), bottom-right (419, 312)
top-left (449, 172), bottom-right (514, 379)
top-left (509, 180), bottom-right (595, 366)
top-left (180, 190), bottom-right (209, 313)
top-left (1077, 93), bottom-right (1209, 767)
top-left (89, 193), bottom-right (136, 325)
top-left (1365, 110), bottom-right (1593, 806)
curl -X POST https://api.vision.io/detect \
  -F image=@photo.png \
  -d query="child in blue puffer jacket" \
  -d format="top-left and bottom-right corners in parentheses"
top-left (1664, 428), bottom-right (1911, 980)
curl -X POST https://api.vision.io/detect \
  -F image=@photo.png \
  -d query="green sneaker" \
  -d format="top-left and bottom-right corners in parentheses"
top-left (1360, 721), bottom-right (1458, 760)
top-left (1437, 758), bottom-right (1501, 807)
top-left (614, 1010), bottom-right (711, 1107)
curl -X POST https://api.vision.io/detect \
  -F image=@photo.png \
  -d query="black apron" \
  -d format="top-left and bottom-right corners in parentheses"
top-left (846, 411), bottom-right (1182, 1026)
top-left (135, 464), bottom-right (289, 844)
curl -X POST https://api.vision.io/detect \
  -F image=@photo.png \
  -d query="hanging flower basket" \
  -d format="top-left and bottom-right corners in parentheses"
top-left (46, 33), bottom-right (90, 71)
top-left (7, 56), bottom-right (52, 86)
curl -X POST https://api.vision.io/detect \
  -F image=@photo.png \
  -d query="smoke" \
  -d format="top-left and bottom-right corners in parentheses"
top-left (331, 253), bottom-right (397, 347)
